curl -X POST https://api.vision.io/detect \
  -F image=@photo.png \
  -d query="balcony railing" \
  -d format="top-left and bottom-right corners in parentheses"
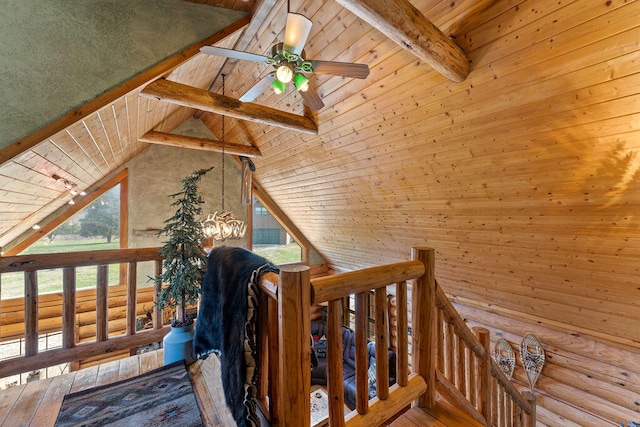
top-left (0, 248), bottom-right (166, 379)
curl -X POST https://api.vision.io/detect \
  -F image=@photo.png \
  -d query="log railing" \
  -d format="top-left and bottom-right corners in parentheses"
top-left (260, 247), bottom-right (536, 427)
top-left (0, 248), bottom-right (167, 378)
top-left (435, 280), bottom-right (536, 426)
top-left (257, 248), bottom-right (432, 426)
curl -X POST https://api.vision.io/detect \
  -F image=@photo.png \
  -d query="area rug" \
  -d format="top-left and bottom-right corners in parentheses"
top-left (54, 360), bottom-right (204, 427)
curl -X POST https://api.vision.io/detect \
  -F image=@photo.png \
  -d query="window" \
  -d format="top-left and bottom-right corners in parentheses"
top-left (1, 184), bottom-right (123, 300)
top-left (251, 197), bottom-right (302, 264)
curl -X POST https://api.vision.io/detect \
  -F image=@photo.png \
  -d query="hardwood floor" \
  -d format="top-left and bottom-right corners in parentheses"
top-left (389, 402), bottom-right (484, 427)
top-left (0, 350), bottom-right (240, 426)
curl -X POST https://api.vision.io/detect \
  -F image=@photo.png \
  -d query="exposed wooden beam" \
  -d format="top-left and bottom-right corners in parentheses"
top-left (139, 130), bottom-right (263, 158)
top-left (140, 79), bottom-right (318, 135)
top-left (335, 0), bottom-right (468, 82)
top-left (0, 16), bottom-right (251, 164)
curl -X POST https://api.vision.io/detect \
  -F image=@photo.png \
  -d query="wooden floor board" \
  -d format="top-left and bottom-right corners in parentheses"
top-left (94, 359), bottom-right (121, 387)
top-left (0, 350), bottom-right (241, 427)
top-left (29, 374), bottom-right (74, 426)
top-left (69, 364), bottom-right (98, 393)
top-left (118, 353), bottom-right (140, 379)
top-left (0, 383), bottom-right (25, 425)
top-left (4, 378), bottom-right (52, 426)
top-left (389, 403), bottom-right (484, 427)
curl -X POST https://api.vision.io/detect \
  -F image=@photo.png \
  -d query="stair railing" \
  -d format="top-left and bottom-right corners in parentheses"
top-left (435, 280), bottom-right (536, 426)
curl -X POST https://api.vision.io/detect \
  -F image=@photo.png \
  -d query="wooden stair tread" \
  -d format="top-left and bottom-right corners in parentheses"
top-left (389, 402), bottom-right (485, 427)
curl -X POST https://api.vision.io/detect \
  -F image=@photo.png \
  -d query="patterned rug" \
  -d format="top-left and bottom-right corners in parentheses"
top-left (54, 361), bottom-right (204, 427)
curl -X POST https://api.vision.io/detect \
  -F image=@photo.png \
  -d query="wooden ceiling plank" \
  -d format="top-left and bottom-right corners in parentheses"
top-left (140, 79), bottom-right (318, 135)
top-left (334, 0), bottom-right (469, 82)
top-left (139, 130), bottom-right (263, 158)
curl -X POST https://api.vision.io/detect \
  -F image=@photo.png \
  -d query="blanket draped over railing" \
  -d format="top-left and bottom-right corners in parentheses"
top-left (193, 246), bottom-right (278, 427)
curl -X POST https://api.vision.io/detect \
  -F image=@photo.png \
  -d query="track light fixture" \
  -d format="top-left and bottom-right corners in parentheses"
top-left (52, 174), bottom-right (86, 204)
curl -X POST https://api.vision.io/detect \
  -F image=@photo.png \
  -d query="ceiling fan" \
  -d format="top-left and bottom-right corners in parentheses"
top-left (200, 12), bottom-right (370, 110)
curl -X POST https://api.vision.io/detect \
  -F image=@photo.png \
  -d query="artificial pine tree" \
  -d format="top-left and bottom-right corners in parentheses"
top-left (154, 167), bottom-right (213, 326)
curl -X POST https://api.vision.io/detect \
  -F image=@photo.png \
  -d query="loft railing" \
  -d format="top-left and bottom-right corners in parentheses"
top-left (0, 248), bottom-right (167, 379)
top-left (258, 248), bottom-right (430, 427)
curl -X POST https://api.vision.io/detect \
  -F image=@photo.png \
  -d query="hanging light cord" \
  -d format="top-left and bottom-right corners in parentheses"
top-left (221, 74), bottom-right (226, 212)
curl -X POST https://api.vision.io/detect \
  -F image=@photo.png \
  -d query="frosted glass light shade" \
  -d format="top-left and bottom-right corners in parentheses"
top-left (276, 64), bottom-right (293, 83)
top-left (283, 13), bottom-right (312, 55)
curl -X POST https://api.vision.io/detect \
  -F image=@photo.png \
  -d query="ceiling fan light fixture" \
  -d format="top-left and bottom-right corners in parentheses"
top-left (293, 73), bottom-right (309, 92)
top-left (283, 13), bottom-right (312, 55)
top-left (276, 64), bottom-right (294, 83)
top-left (272, 79), bottom-right (286, 94)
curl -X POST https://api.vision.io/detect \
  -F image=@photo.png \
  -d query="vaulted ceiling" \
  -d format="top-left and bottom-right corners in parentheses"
top-left (1, 0), bottom-right (639, 423)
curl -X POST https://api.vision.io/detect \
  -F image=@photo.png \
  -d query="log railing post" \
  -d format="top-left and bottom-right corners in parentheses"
top-left (268, 296), bottom-right (281, 424)
top-left (355, 292), bottom-right (369, 414)
top-left (396, 280), bottom-right (409, 387)
top-left (374, 287), bottom-right (390, 401)
top-left (126, 262), bottom-right (137, 336)
top-left (411, 247), bottom-right (436, 408)
top-left (278, 265), bottom-right (311, 427)
top-left (257, 291), bottom-right (269, 401)
top-left (62, 267), bottom-right (76, 349)
top-left (96, 265), bottom-right (109, 342)
top-left (474, 327), bottom-right (492, 426)
top-left (524, 391), bottom-right (536, 427)
top-left (328, 299), bottom-right (346, 426)
top-left (24, 271), bottom-right (38, 357)
top-left (153, 259), bottom-right (163, 329)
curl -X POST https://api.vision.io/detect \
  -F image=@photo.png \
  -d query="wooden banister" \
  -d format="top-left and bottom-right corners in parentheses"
top-left (311, 260), bottom-right (425, 304)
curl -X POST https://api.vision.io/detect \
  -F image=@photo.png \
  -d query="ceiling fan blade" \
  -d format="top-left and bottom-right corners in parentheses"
top-left (310, 60), bottom-right (370, 79)
top-left (300, 88), bottom-right (324, 111)
top-left (239, 74), bottom-right (275, 103)
top-left (200, 46), bottom-right (268, 63)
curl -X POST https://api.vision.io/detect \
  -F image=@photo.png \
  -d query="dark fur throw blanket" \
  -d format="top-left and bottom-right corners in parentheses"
top-left (193, 246), bottom-right (278, 427)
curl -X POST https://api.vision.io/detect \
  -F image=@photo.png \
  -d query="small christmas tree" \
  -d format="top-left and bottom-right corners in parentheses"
top-left (154, 167), bottom-right (212, 326)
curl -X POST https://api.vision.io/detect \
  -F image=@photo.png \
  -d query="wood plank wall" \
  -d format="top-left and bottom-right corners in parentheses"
top-left (216, 1), bottom-right (640, 425)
